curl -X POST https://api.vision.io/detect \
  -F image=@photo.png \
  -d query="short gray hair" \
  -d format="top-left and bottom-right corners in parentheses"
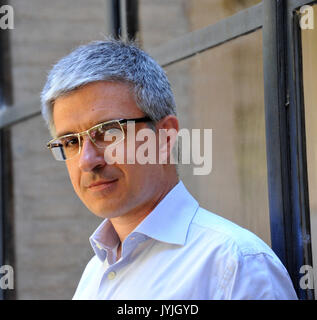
top-left (41, 38), bottom-right (177, 136)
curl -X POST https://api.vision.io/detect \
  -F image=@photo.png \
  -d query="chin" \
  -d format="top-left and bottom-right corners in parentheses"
top-left (88, 204), bottom-right (124, 219)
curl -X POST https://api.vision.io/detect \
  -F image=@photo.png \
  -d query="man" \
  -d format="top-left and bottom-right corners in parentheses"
top-left (41, 39), bottom-right (297, 299)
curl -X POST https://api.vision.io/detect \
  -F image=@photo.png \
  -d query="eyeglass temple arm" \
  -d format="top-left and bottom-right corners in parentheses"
top-left (119, 117), bottom-right (152, 125)
top-left (47, 142), bottom-right (62, 149)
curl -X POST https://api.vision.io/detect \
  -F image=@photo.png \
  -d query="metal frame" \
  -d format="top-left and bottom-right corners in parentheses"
top-left (262, 0), bottom-right (291, 272)
top-left (148, 0), bottom-right (314, 299)
top-left (289, 0), bottom-right (317, 9)
top-left (0, 0), bottom-right (315, 299)
top-left (0, 100), bottom-right (41, 129)
top-left (149, 0), bottom-right (314, 298)
top-left (0, 0), bottom-right (15, 299)
top-left (0, 131), bottom-right (3, 301)
top-left (261, 0), bottom-right (314, 299)
top-left (0, 129), bottom-right (15, 300)
top-left (149, 3), bottom-right (263, 67)
top-left (285, 0), bottom-right (317, 300)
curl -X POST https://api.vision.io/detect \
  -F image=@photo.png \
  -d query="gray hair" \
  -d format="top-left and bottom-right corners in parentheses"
top-left (41, 38), bottom-right (177, 137)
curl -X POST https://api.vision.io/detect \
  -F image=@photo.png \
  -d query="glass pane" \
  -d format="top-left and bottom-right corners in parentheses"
top-left (166, 30), bottom-right (270, 245)
top-left (301, 4), bottom-right (317, 296)
top-left (139, 0), bottom-right (261, 50)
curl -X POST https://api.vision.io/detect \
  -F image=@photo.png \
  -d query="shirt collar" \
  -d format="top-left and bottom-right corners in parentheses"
top-left (89, 180), bottom-right (199, 261)
top-left (89, 219), bottom-right (119, 262)
top-left (134, 181), bottom-right (199, 245)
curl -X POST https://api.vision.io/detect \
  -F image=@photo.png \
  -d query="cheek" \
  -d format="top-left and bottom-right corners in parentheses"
top-left (124, 163), bottom-right (160, 194)
top-left (66, 162), bottom-right (81, 193)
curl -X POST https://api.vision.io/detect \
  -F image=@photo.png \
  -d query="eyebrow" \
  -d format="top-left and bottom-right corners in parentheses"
top-left (55, 118), bottom-right (120, 138)
top-left (55, 130), bottom-right (76, 138)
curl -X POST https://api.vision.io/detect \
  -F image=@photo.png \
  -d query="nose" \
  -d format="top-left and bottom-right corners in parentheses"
top-left (78, 135), bottom-right (106, 172)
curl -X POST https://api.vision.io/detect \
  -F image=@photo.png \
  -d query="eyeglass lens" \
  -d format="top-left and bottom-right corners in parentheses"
top-left (50, 121), bottom-right (124, 161)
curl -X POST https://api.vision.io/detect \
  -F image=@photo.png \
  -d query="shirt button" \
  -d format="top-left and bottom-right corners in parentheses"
top-left (107, 271), bottom-right (116, 280)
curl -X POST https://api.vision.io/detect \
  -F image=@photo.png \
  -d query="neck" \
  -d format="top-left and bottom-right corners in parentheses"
top-left (110, 174), bottom-right (179, 246)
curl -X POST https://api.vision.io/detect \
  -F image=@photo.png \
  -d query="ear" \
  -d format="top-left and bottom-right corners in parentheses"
top-left (156, 115), bottom-right (179, 164)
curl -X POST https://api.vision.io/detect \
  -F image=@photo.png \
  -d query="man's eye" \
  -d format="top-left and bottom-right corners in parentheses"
top-left (95, 126), bottom-right (120, 136)
top-left (63, 137), bottom-right (78, 148)
top-left (105, 128), bottom-right (120, 135)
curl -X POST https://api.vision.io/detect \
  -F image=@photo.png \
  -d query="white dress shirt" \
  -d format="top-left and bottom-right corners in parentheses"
top-left (73, 181), bottom-right (298, 300)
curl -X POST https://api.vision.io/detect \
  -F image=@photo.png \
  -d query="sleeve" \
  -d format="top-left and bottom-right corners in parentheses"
top-left (222, 252), bottom-right (298, 300)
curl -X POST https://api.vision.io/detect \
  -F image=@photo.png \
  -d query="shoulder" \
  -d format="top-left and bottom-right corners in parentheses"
top-left (189, 207), bottom-right (275, 258)
top-left (188, 207), bottom-right (297, 299)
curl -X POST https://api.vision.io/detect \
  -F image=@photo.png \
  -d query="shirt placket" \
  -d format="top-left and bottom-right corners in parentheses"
top-left (96, 233), bottom-right (146, 299)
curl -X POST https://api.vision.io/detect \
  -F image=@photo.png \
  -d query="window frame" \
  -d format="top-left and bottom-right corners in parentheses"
top-left (285, 0), bottom-right (317, 300)
top-left (0, 2), bottom-right (14, 299)
top-left (147, 0), bottom-right (316, 299)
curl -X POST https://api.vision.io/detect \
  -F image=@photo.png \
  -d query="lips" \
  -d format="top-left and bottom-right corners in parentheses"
top-left (87, 179), bottom-right (118, 191)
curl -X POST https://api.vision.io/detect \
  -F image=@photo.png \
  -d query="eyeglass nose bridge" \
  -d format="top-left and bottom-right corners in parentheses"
top-left (76, 129), bottom-right (101, 154)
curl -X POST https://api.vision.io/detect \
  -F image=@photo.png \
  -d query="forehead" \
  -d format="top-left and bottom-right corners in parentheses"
top-left (53, 81), bottom-right (144, 136)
